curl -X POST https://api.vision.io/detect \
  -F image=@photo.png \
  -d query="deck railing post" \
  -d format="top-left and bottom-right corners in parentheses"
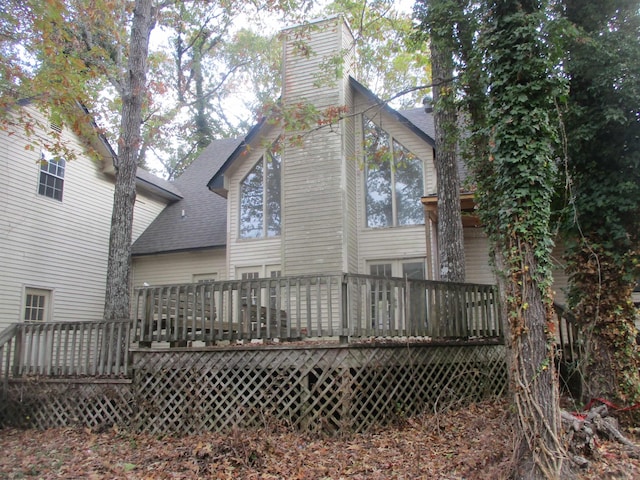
top-left (340, 274), bottom-right (349, 344)
top-left (12, 325), bottom-right (23, 377)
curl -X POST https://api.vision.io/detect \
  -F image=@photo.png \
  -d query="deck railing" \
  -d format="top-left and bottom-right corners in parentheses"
top-left (0, 320), bottom-right (130, 382)
top-left (132, 273), bottom-right (502, 346)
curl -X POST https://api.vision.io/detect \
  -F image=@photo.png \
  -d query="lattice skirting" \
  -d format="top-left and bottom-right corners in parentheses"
top-left (0, 380), bottom-right (134, 430)
top-left (131, 343), bottom-right (507, 435)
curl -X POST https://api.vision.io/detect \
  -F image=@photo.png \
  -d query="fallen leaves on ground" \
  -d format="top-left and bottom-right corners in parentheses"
top-left (1, 399), bottom-right (638, 479)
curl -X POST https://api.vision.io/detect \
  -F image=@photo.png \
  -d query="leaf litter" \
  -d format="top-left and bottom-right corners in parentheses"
top-left (1, 399), bottom-right (638, 479)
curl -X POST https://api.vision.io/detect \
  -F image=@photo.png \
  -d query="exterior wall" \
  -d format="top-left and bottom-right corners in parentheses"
top-left (280, 17), bottom-right (356, 276)
top-left (353, 91), bottom-right (435, 276)
top-left (461, 227), bottom-right (571, 306)
top-left (463, 227), bottom-right (495, 285)
top-left (0, 107), bottom-right (169, 330)
top-left (550, 241), bottom-right (569, 305)
top-left (132, 249), bottom-right (227, 286)
top-left (224, 130), bottom-right (283, 279)
top-left (342, 28), bottom-right (359, 274)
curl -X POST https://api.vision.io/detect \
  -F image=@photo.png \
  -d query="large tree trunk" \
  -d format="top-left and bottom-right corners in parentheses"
top-left (496, 244), bottom-right (565, 479)
top-left (477, 1), bottom-right (568, 477)
top-left (430, 32), bottom-right (465, 283)
top-left (103, 0), bottom-right (156, 322)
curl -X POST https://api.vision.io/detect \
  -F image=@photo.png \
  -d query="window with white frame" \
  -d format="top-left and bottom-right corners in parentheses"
top-left (363, 116), bottom-right (424, 228)
top-left (239, 141), bottom-right (282, 239)
top-left (368, 260), bottom-right (426, 329)
top-left (38, 151), bottom-right (65, 201)
top-left (24, 288), bottom-right (51, 322)
top-left (368, 259), bottom-right (425, 280)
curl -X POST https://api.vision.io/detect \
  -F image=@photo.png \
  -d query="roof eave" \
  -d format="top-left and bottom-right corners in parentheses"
top-left (207, 117), bottom-right (267, 195)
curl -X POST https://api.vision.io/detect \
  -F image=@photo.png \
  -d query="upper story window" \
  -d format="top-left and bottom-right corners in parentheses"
top-left (38, 151), bottom-right (65, 201)
top-left (363, 116), bottom-right (424, 228)
top-left (239, 142), bottom-right (281, 239)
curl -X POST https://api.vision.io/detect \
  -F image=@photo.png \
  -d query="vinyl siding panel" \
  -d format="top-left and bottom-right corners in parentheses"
top-left (358, 226), bottom-right (427, 271)
top-left (282, 123), bottom-right (344, 275)
top-left (462, 228), bottom-right (570, 303)
top-left (280, 18), bottom-right (355, 276)
top-left (0, 110), bottom-right (114, 330)
top-left (550, 242), bottom-right (569, 305)
top-left (132, 249), bottom-right (227, 286)
top-left (282, 18), bottom-right (350, 109)
top-left (342, 31), bottom-right (358, 273)
top-left (463, 228), bottom-right (495, 285)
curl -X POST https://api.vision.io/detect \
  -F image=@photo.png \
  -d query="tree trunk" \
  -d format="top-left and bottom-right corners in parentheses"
top-left (428, 2), bottom-right (466, 284)
top-left (103, 0), bottom-right (156, 322)
top-left (496, 244), bottom-right (565, 479)
top-left (477, 1), bottom-right (569, 477)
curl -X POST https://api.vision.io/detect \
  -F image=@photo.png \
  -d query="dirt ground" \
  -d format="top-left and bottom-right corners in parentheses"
top-left (1, 399), bottom-right (639, 479)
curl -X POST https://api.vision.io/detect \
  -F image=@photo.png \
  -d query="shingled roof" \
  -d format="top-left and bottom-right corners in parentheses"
top-left (131, 137), bottom-right (242, 256)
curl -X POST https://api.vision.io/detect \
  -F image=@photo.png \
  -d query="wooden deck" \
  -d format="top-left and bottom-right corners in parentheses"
top-left (0, 273), bottom-right (515, 434)
top-left (0, 277), bottom-right (586, 434)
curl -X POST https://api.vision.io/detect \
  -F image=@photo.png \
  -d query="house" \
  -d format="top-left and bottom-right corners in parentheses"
top-left (0, 103), bottom-right (181, 332)
top-left (132, 16), bottom-right (505, 294)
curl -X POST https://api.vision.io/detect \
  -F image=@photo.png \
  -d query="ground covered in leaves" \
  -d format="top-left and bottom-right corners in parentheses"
top-left (1, 400), bottom-right (638, 479)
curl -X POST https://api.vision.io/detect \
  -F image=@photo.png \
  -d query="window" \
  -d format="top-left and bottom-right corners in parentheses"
top-left (370, 263), bottom-right (392, 278)
top-left (402, 262), bottom-right (426, 280)
top-left (24, 288), bottom-right (51, 322)
top-left (368, 260), bottom-right (426, 329)
top-left (239, 142), bottom-right (281, 239)
top-left (368, 259), bottom-right (426, 280)
top-left (38, 151), bottom-right (65, 201)
top-left (363, 117), bottom-right (424, 228)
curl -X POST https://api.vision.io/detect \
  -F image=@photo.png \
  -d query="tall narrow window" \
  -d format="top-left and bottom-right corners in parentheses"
top-left (363, 117), bottom-right (424, 228)
top-left (38, 151), bottom-right (65, 201)
top-left (24, 288), bottom-right (50, 321)
top-left (239, 142), bottom-right (281, 239)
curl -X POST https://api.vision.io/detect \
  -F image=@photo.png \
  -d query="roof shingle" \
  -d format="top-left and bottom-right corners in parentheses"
top-left (132, 137), bottom-right (242, 256)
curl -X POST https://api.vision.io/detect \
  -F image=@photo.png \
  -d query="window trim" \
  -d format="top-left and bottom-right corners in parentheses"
top-left (23, 287), bottom-right (52, 322)
top-left (238, 141), bottom-right (282, 240)
top-left (362, 116), bottom-right (425, 229)
top-left (366, 258), bottom-right (426, 280)
top-left (37, 150), bottom-right (66, 201)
